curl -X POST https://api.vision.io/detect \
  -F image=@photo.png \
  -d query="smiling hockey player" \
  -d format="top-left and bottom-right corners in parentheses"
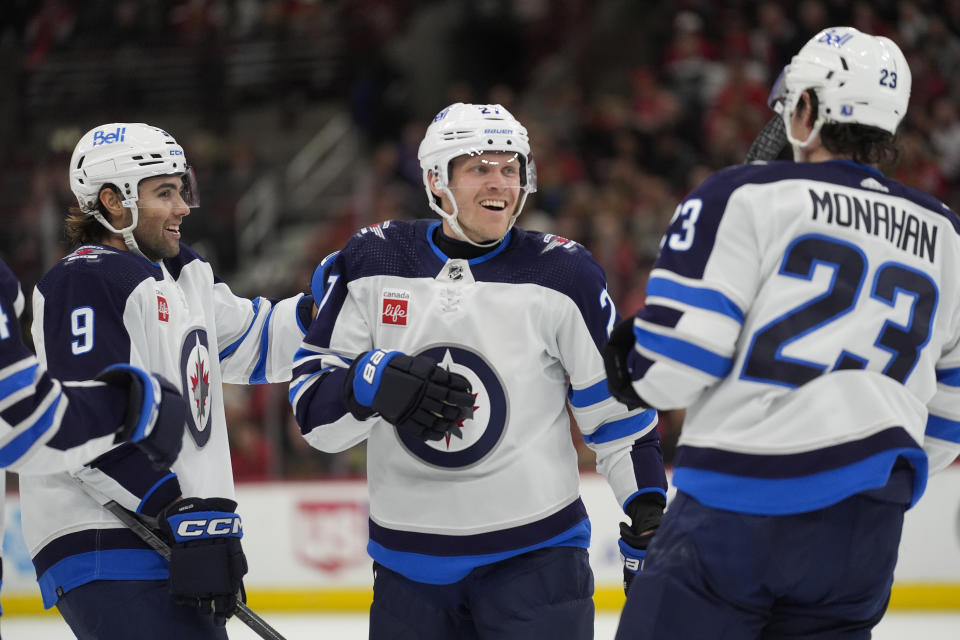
top-left (24, 123), bottom-right (313, 639)
top-left (290, 103), bottom-right (668, 639)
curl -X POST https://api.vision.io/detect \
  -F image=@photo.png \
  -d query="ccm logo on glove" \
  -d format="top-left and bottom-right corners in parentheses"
top-left (166, 511), bottom-right (243, 543)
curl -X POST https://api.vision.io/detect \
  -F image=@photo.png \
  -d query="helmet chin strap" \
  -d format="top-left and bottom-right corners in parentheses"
top-left (90, 200), bottom-right (148, 259)
top-left (782, 99), bottom-right (826, 161)
top-left (422, 182), bottom-right (527, 248)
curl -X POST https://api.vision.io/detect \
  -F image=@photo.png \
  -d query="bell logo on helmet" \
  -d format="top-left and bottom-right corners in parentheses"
top-left (817, 29), bottom-right (854, 47)
top-left (92, 127), bottom-right (126, 146)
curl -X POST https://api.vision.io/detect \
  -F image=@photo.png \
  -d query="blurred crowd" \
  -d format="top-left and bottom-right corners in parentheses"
top-left (3, 0), bottom-right (960, 481)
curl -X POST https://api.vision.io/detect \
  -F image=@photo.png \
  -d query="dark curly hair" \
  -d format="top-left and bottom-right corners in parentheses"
top-left (799, 90), bottom-right (901, 172)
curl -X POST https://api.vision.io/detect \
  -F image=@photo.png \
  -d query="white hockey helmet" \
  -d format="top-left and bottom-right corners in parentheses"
top-left (69, 123), bottom-right (197, 257)
top-left (779, 26), bottom-right (911, 149)
top-left (417, 103), bottom-right (537, 246)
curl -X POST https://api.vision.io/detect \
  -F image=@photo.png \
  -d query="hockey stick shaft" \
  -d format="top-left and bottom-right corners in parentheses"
top-left (744, 114), bottom-right (788, 163)
top-left (99, 499), bottom-right (288, 640)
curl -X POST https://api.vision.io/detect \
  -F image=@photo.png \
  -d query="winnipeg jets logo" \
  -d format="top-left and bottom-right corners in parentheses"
top-left (189, 358), bottom-right (210, 424)
top-left (180, 328), bottom-right (213, 447)
top-left (445, 391), bottom-right (479, 449)
top-left (396, 345), bottom-right (508, 469)
top-left (425, 349), bottom-right (484, 453)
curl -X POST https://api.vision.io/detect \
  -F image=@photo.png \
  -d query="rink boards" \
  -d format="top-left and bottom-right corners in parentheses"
top-left (3, 467), bottom-right (958, 614)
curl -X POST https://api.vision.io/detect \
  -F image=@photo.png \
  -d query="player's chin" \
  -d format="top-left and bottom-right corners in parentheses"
top-left (155, 241), bottom-right (181, 260)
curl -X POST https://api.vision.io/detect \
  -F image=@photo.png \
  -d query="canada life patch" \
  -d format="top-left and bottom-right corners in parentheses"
top-left (157, 295), bottom-right (169, 322)
top-left (381, 289), bottom-right (409, 326)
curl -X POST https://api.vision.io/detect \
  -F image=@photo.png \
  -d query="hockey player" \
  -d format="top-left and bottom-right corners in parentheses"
top-left (23, 123), bottom-right (313, 640)
top-left (290, 103), bottom-right (668, 639)
top-left (605, 27), bottom-right (960, 638)
top-left (0, 258), bottom-right (186, 628)
top-left (2, 258), bottom-right (184, 473)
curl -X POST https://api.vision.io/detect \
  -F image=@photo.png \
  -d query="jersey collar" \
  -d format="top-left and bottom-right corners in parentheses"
top-left (425, 221), bottom-right (512, 265)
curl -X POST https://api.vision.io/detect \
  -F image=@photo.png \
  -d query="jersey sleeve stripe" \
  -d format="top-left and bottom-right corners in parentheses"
top-left (218, 297), bottom-right (261, 362)
top-left (0, 393), bottom-right (61, 466)
top-left (582, 409), bottom-right (657, 445)
top-left (935, 367), bottom-right (960, 387)
top-left (136, 472), bottom-right (179, 514)
top-left (926, 413), bottom-right (960, 443)
top-left (0, 362), bottom-right (39, 405)
top-left (634, 326), bottom-right (733, 378)
top-left (248, 303), bottom-right (277, 384)
top-left (646, 277), bottom-right (745, 323)
top-left (567, 379), bottom-right (611, 408)
top-left (289, 368), bottom-right (335, 406)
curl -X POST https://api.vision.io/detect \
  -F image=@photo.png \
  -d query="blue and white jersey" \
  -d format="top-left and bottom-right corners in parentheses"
top-left (1, 259), bottom-right (131, 474)
top-left (24, 243), bottom-right (308, 607)
top-left (291, 219), bottom-right (666, 585)
top-left (628, 160), bottom-right (960, 515)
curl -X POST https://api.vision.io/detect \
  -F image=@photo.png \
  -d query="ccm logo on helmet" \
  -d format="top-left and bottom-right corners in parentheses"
top-left (176, 517), bottom-right (242, 538)
top-left (92, 127), bottom-right (126, 146)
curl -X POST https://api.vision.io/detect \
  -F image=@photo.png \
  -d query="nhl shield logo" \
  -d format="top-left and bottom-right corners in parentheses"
top-left (180, 328), bottom-right (213, 447)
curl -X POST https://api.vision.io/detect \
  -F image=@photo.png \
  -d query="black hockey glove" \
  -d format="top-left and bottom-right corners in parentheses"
top-left (619, 492), bottom-right (666, 595)
top-left (95, 364), bottom-right (186, 469)
top-left (603, 317), bottom-right (646, 410)
top-left (343, 349), bottom-right (475, 441)
top-left (159, 497), bottom-right (248, 622)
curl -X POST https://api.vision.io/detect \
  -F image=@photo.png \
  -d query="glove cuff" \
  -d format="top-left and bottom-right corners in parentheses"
top-left (95, 364), bottom-right (161, 443)
top-left (161, 497), bottom-right (243, 544)
top-left (350, 349), bottom-right (401, 407)
top-left (342, 354), bottom-right (375, 420)
top-left (618, 538), bottom-right (646, 576)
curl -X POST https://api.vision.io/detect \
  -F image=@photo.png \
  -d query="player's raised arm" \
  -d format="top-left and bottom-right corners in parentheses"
top-left (0, 260), bottom-right (184, 474)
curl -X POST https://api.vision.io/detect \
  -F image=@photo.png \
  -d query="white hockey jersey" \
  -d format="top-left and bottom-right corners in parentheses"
top-left (291, 220), bottom-right (666, 584)
top-left (628, 159), bottom-right (960, 515)
top-left (1, 259), bottom-right (133, 474)
top-left (25, 243), bottom-right (308, 607)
